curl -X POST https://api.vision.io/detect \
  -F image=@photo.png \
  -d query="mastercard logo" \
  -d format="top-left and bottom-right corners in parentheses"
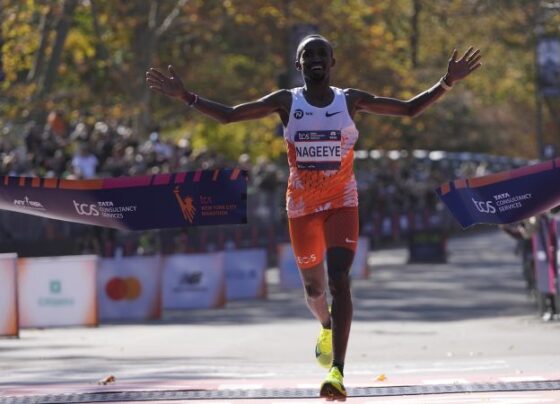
top-left (106, 277), bottom-right (142, 300)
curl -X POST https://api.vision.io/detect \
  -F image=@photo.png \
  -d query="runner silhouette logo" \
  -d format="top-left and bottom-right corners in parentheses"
top-left (294, 109), bottom-right (304, 119)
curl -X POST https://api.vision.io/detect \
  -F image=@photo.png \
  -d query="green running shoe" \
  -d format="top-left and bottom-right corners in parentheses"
top-left (320, 366), bottom-right (347, 401)
top-left (315, 327), bottom-right (332, 369)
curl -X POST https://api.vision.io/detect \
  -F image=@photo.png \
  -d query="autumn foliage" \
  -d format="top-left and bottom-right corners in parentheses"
top-left (1, 1), bottom-right (559, 161)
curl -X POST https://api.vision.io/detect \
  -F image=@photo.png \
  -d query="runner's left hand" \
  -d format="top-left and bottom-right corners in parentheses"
top-left (445, 47), bottom-right (482, 84)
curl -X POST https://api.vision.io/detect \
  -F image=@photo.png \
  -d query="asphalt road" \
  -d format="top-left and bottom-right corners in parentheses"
top-left (1, 228), bottom-right (560, 403)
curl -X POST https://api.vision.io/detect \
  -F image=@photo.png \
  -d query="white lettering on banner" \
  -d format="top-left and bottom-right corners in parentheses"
top-left (73, 200), bottom-right (137, 219)
top-left (73, 201), bottom-right (100, 216)
top-left (471, 198), bottom-right (496, 214)
top-left (473, 193), bottom-right (533, 214)
top-left (13, 196), bottom-right (46, 211)
top-left (494, 193), bottom-right (533, 212)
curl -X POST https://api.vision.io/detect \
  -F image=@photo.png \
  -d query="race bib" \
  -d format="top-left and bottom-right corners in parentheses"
top-left (294, 130), bottom-right (342, 170)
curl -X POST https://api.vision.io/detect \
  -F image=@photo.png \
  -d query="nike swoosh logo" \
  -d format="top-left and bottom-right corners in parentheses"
top-left (325, 111), bottom-right (342, 117)
top-left (345, 238), bottom-right (356, 243)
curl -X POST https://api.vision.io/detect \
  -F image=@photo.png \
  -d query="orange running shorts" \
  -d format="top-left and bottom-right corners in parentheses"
top-left (288, 206), bottom-right (359, 270)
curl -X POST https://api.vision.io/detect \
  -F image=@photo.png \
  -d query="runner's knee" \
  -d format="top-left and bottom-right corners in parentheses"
top-left (304, 282), bottom-right (326, 299)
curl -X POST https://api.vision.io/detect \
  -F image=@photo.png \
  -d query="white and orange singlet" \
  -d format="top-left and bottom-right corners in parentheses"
top-left (283, 86), bottom-right (359, 219)
top-left (284, 87), bottom-right (360, 269)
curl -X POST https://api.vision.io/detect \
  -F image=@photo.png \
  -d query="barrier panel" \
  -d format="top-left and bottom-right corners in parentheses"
top-left (98, 256), bottom-right (162, 321)
top-left (162, 252), bottom-right (225, 309)
top-left (224, 249), bottom-right (267, 300)
top-left (278, 243), bottom-right (302, 289)
top-left (18, 255), bottom-right (98, 328)
top-left (0, 254), bottom-right (18, 337)
top-left (351, 237), bottom-right (370, 279)
top-left (408, 230), bottom-right (448, 263)
top-left (279, 239), bottom-right (370, 289)
top-left (532, 219), bottom-right (557, 295)
top-left (555, 219), bottom-right (560, 296)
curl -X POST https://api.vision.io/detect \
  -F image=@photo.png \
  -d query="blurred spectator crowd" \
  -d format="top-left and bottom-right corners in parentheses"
top-left (0, 111), bottom-right (531, 259)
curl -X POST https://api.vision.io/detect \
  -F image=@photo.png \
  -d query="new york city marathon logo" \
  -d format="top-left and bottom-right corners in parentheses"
top-left (173, 186), bottom-right (196, 223)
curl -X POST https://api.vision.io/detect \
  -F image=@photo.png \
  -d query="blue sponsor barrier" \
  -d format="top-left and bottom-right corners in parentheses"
top-left (408, 230), bottom-right (447, 263)
top-left (224, 249), bottom-right (267, 300)
top-left (162, 253), bottom-right (225, 309)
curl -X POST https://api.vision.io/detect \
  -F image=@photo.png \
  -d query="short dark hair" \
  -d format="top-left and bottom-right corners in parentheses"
top-left (296, 34), bottom-right (333, 60)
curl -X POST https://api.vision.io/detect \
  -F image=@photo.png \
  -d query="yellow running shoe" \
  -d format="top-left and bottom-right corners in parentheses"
top-left (320, 366), bottom-right (347, 401)
top-left (315, 327), bottom-right (332, 369)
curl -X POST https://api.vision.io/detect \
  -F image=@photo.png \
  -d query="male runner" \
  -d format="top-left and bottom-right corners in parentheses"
top-left (146, 35), bottom-right (481, 400)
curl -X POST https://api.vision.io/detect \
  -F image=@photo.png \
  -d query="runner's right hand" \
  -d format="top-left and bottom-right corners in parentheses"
top-left (146, 65), bottom-right (194, 103)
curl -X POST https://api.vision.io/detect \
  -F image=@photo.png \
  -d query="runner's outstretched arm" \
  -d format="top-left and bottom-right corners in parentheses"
top-left (347, 47), bottom-right (482, 118)
top-left (146, 65), bottom-right (290, 124)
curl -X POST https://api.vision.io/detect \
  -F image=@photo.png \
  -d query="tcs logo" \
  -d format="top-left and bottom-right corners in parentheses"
top-left (105, 277), bottom-right (142, 300)
top-left (471, 198), bottom-right (496, 214)
top-left (73, 200), bottom-right (99, 216)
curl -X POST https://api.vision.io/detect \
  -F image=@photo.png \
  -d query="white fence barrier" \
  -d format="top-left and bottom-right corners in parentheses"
top-left (224, 249), bottom-right (267, 300)
top-left (0, 254), bottom-right (18, 337)
top-left (98, 256), bottom-right (162, 321)
top-left (162, 253), bottom-right (225, 309)
top-left (18, 255), bottom-right (98, 328)
top-left (351, 237), bottom-right (370, 279)
top-left (278, 243), bottom-right (302, 289)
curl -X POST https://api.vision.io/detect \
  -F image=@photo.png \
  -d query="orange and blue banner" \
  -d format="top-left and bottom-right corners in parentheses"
top-left (436, 159), bottom-right (560, 228)
top-left (0, 169), bottom-right (247, 230)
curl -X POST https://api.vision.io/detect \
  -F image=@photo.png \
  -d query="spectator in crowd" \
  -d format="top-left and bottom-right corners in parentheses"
top-left (71, 143), bottom-right (99, 179)
top-left (46, 110), bottom-right (68, 138)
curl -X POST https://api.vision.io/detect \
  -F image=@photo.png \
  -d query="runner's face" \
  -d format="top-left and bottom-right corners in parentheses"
top-left (298, 39), bottom-right (334, 82)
